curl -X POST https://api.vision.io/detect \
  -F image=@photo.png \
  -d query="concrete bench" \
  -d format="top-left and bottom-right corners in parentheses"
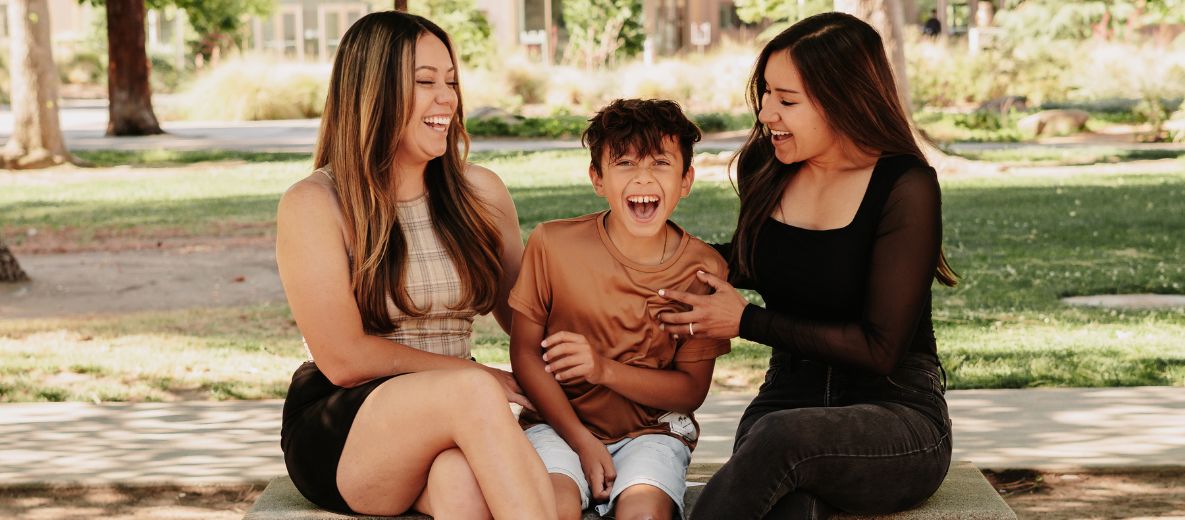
top-left (243, 461), bottom-right (1014, 519)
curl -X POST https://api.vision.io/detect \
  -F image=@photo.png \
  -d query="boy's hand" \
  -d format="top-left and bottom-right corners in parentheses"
top-left (541, 331), bottom-right (607, 385)
top-left (574, 437), bottom-right (616, 502)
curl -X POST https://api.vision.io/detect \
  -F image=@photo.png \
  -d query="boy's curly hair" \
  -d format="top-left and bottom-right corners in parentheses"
top-left (582, 98), bottom-right (702, 177)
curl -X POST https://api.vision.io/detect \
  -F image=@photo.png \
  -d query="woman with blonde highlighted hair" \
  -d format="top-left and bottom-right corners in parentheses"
top-left (276, 11), bottom-right (555, 518)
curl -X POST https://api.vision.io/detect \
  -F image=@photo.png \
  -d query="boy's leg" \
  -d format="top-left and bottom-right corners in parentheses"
top-left (598, 434), bottom-right (691, 519)
top-left (524, 424), bottom-right (592, 520)
top-left (614, 484), bottom-right (675, 520)
top-left (550, 474), bottom-right (585, 520)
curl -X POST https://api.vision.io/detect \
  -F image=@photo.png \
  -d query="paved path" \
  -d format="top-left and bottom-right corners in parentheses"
top-left (6, 104), bottom-right (1184, 155)
top-left (1, 387), bottom-right (1182, 486)
top-left (0, 104), bottom-right (746, 154)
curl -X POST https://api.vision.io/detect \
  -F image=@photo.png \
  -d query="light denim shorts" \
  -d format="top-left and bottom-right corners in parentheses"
top-left (524, 424), bottom-right (692, 518)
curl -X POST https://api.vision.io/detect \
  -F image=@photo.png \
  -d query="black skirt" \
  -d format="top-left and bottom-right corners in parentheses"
top-left (280, 361), bottom-right (396, 513)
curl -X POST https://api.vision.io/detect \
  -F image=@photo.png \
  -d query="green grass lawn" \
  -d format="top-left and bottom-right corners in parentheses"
top-left (1, 149), bottom-right (1183, 401)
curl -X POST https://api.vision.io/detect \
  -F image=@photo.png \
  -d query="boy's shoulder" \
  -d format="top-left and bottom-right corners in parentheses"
top-left (674, 224), bottom-right (729, 273)
top-left (529, 211), bottom-right (603, 242)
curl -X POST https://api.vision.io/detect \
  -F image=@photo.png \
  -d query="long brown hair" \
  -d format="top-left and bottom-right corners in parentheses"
top-left (731, 11), bottom-right (957, 286)
top-left (313, 12), bottom-right (503, 333)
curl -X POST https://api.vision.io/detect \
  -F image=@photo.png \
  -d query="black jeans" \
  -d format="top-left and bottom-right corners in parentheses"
top-left (690, 352), bottom-right (952, 520)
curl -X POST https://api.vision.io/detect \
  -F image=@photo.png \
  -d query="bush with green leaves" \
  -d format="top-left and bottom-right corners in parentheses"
top-left (465, 114), bottom-right (588, 139)
top-left (57, 51), bottom-right (106, 86)
top-left (693, 112), bottom-right (756, 133)
top-left (408, 0), bottom-right (495, 69)
top-left (561, 0), bottom-right (644, 68)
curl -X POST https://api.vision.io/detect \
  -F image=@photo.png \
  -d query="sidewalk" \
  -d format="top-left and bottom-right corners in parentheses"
top-left (0, 105), bottom-right (747, 154)
top-left (6, 105), bottom-right (1184, 155)
top-left (2, 387), bottom-right (1183, 486)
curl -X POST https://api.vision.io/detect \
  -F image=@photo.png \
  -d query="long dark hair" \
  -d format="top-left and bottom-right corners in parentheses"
top-left (313, 11), bottom-right (503, 333)
top-left (731, 11), bottom-right (957, 287)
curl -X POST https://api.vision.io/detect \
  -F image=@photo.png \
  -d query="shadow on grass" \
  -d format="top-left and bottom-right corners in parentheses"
top-left (74, 150), bottom-right (312, 168)
top-left (954, 147), bottom-right (1185, 165)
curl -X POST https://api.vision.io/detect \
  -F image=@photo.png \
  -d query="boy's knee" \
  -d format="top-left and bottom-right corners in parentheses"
top-left (614, 484), bottom-right (676, 520)
top-left (551, 473), bottom-right (585, 520)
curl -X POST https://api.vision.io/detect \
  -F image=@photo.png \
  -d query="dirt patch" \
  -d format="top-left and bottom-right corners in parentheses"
top-left (0, 244), bottom-right (284, 319)
top-left (985, 467), bottom-right (1185, 519)
top-left (0, 483), bottom-right (264, 520)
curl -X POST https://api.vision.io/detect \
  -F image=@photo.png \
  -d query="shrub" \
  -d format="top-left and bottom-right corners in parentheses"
top-left (504, 57), bottom-right (549, 105)
top-left (465, 113), bottom-right (588, 139)
top-left (58, 51), bottom-right (106, 86)
top-left (150, 54), bottom-right (191, 94)
top-left (692, 112), bottom-right (755, 133)
top-left (164, 58), bottom-right (329, 121)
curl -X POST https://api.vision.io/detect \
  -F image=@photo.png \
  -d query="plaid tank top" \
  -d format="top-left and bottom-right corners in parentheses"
top-left (312, 168), bottom-right (475, 359)
top-left (381, 192), bottom-right (475, 358)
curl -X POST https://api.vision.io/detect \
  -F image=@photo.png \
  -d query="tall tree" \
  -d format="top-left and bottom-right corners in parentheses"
top-left (105, 0), bottom-right (163, 136)
top-left (834, 0), bottom-right (911, 114)
top-left (0, 240), bottom-right (29, 283)
top-left (835, 0), bottom-right (993, 174)
top-left (1, 0), bottom-right (76, 169)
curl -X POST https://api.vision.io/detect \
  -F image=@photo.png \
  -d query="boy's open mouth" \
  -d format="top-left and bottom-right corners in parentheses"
top-left (626, 194), bottom-right (661, 222)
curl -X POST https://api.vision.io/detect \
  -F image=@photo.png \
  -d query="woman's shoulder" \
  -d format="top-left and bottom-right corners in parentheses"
top-left (464, 162), bottom-right (509, 193)
top-left (278, 170), bottom-right (343, 221)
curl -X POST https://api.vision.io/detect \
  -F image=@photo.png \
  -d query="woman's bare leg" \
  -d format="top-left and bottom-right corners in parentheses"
top-left (412, 448), bottom-right (491, 519)
top-left (336, 368), bottom-right (555, 518)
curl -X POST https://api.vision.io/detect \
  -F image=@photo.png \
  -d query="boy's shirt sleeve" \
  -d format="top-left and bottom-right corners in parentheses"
top-left (508, 224), bottom-right (551, 326)
top-left (673, 252), bottom-right (731, 363)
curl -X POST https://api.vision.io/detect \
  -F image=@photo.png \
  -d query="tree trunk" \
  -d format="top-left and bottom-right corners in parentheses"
top-left (1, 0), bottom-right (76, 169)
top-left (834, 0), bottom-right (911, 115)
top-left (901, 0), bottom-right (918, 25)
top-left (0, 240), bottom-right (29, 283)
top-left (394, 0), bottom-right (407, 11)
top-left (835, 0), bottom-right (996, 175)
top-left (106, 0), bottom-right (163, 136)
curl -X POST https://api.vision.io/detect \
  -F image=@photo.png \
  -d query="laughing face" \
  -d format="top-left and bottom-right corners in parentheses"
top-left (590, 135), bottom-right (694, 244)
top-left (757, 51), bottom-right (838, 165)
top-left (392, 33), bottom-right (459, 169)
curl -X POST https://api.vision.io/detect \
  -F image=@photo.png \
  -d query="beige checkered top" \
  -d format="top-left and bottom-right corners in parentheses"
top-left (311, 168), bottom-right (474, 359)
top-left (380, 192), bottom-right (475, 358)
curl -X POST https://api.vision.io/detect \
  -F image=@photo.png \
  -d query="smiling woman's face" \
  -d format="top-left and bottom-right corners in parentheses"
top-left (756, 51), bottom-right (840, 165)
top-left (393, 33), bottom-right (458, 169)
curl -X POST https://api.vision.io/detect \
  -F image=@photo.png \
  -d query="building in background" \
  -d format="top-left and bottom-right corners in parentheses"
top-left (1, 0), bottom-right (762, 67)
top-left (240, 0), bottom-right (762, 65)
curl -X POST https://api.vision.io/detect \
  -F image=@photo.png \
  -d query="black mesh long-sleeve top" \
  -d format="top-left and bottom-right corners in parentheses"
top-left (719, 154), bottom-right (943, 376)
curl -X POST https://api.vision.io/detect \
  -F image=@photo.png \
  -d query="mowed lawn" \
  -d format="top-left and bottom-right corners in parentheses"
top-left (1, 149), bottom-right (1183, 402)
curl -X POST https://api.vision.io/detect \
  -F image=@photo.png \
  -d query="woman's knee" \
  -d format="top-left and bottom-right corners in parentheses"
top-left (424, 448), bottom-right (493, 519)
top-left (441, 368), bottom-right (503, 405)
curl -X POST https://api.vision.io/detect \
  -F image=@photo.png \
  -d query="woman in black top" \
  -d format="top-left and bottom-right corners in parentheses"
top-left (658, 12), bottom-right (957, 519)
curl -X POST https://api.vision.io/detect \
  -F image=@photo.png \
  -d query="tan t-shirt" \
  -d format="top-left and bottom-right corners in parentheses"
top-left (509, 211), bottom-right (731, 450)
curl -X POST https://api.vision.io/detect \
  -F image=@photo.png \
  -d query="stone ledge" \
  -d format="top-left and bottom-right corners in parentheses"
top-left (244, 461), bottom-right (1014, 519)
top-left (838, 461), bottom-right (1017, 520)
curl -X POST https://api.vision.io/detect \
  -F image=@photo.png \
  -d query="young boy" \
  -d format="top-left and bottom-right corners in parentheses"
top-left (509, 98), bottom-right (730, 520)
